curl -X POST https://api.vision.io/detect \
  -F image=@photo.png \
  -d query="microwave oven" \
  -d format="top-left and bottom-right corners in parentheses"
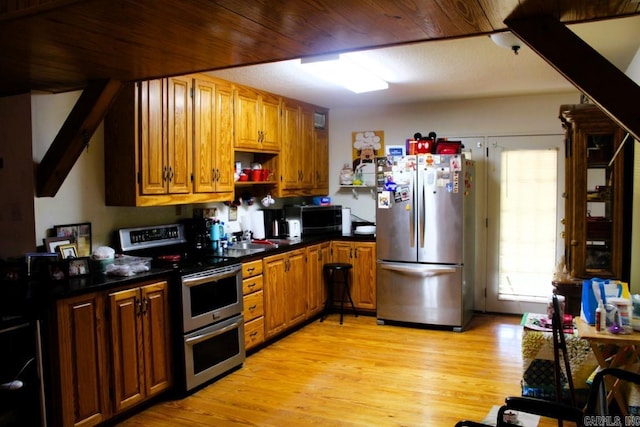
top-left (284, 205), bottom-right (342, 236)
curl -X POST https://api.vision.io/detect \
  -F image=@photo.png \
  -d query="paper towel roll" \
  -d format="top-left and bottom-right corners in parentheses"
top-left (251, 210), bottom-right (266, 240)
top-left (342, 207), bottom-right (352, 236)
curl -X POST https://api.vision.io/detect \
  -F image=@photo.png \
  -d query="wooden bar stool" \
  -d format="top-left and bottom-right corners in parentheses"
top-left (320, 263), bottom-right (358, 325)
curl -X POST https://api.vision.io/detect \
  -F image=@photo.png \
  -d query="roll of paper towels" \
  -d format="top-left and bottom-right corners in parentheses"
top-left (342, 208), bottom-right (352, 236)
top-left (251, 210), bottom-right (266, 240)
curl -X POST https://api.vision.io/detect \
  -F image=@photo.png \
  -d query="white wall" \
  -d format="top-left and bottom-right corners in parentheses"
top-left (327, 91), bottom-right (580, 221)
top-left (31, 91), bottom-right (194, 250)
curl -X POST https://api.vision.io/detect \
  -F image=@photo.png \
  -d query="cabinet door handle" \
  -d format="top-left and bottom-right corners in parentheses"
top-left (135, 297), bottom-right (142, 317)
top-left (250, 331), bottom-right (258, 338)
top-left (168, 167), bottom-right (174, 182)
top-left (249, 304), bottom-right (257, 311)
top-left (350, 248), bottom-right (353, 258)
top-left (162, 166), bottom-right (168, 182)
top-left (142, 297), bottom-right (149, 315)
top-left (354, 248), bottom-right (358, 258)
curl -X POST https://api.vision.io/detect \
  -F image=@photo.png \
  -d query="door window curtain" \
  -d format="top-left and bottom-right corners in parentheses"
top-left (498, 149), bottom-right (558, 302)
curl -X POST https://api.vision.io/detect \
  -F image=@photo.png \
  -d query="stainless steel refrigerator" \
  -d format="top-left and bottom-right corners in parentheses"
top-left (376, 154), bottom-right (475, 331)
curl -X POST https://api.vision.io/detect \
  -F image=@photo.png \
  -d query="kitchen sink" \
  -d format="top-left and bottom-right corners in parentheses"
top-left (223, 247), bottom-right (266, 257)
top-left (218, 239), bottom-right (300, 258)
top-left (234, 241), bottom-right (276, 250)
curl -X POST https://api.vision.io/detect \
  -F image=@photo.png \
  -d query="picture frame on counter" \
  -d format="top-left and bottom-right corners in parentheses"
top-left (44, 236), bottom-right (72, 254)
top-left (58, 244), bottom-right (78, 259)
top-left (53, 222), bottom-right (92, 258)
top-left (49, 261), bottom-right (67, 281)
top-left (68, 257), bottom-right (90, 277)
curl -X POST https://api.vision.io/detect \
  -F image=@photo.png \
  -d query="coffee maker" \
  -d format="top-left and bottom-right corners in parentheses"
top-left (262, 209), bottom-right (287, 239)
top-left (182, 217), bottom-right (213, 255)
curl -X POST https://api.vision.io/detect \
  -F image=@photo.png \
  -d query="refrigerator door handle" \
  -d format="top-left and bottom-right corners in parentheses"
top-left (380, 263), bottom-right (457, 277)
top-left (409, 176), bottom-right (415, 248)
top-left (419, 175), bottom-right (426, 247)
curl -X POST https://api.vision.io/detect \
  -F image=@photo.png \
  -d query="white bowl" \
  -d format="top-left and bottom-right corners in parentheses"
top-left (354, 225), bottom-right (376, 235)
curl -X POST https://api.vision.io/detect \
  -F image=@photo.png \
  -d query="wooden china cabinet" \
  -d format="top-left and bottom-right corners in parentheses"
top-left (559, 103), bottom-right (627, 280)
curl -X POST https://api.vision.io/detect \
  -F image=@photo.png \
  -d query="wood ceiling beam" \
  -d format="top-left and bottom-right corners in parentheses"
top-left (505, 14), bottom-right (640, 142)
top-left (36, 79), bottom-right (123, 197)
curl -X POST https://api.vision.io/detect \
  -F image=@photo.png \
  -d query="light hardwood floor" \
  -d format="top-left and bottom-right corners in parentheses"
top-left (117, 313), bottom-right (533, 427)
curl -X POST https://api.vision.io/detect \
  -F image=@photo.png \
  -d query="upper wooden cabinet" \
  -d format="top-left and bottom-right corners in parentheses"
top-left (138, 76), bottom-right (192, 196)
top-left (105, 75), bottom-right (235, 206)
top-left (313, 111), bottom-right (330, 193)
top-left (105, 73), bottom-right (328, 205)
top-left (560, 104), bottom-right (627, 279)
top-left (234, 85), bottom-right (281, 152)
top-left (278, 99), bottom-right (329, 197)
top-left (192, 76), bottom-right (235, 197)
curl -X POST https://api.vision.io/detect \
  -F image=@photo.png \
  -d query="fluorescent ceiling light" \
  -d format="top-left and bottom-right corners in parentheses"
top-left (300, 54), bottom-right (389, 93)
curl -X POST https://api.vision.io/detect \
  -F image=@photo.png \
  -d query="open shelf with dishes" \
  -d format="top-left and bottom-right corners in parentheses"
top-left (234, 150), bottom-right (278, 186)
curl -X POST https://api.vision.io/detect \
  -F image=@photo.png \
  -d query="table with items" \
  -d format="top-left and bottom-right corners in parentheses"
top-left (575, 317), bottom-right (640, 415)
top-left (520, 312), bottom-right (598, 402)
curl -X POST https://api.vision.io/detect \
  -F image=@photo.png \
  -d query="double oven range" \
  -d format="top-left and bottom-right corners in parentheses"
top-left (117, 224), bottom-right (245, 393)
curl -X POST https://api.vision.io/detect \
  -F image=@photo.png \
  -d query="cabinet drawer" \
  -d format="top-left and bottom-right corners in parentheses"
top-left (243, 290), bottom-right (264, 322)
top-left (244, 316), bottom-right (265, 350)
top-left (242, 260), bottom-right (263, 278)
top-left (242, 274), bottom-right (263, 295)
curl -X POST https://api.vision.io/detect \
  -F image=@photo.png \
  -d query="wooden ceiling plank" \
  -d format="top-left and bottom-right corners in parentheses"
top-left (476, 0), bottom-right (521, 30)
top-left (36, 79), bottom-right (123, 197)
top-left (1, 0), bottom-right (640, 96)
top-left (506, 14), bottom-right (640, 142)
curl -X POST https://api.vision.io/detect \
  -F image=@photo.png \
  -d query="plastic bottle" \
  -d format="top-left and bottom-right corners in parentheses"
top-left (595, 300), bottom-right (605, 332)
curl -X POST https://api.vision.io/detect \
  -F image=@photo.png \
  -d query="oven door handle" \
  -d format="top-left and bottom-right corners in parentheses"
top-left (183, 270), bottom-right (237, 288)
top-left (185, 319), bottom-right (242, 345)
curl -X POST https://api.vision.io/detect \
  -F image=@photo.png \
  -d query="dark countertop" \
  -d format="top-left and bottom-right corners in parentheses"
top-left (6, 233), bottom-right (377, 311)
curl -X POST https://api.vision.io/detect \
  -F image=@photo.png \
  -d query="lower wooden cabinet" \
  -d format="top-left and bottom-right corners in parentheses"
top-left (306, 242), bottom-right (330, 318)
top-left (52, 291), bottom-right (109, 427)
top-left (108, 280), bottom-right (172, 414)
top-left (331, 241), bottom-right (377, 311)
top-left (263, 248), bottom-right (306, 339)
top-left (50, 278), bottom-right (172, 427)
top-left (242, 259), bottom-right (265, 350)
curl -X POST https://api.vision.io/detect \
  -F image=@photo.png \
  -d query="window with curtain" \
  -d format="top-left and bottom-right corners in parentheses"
top-left (498, 149), bottom-right (558, 301)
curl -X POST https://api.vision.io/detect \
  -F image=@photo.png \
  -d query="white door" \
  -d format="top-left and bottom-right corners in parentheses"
top-left (485, 135), bottom-right (565, 314)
